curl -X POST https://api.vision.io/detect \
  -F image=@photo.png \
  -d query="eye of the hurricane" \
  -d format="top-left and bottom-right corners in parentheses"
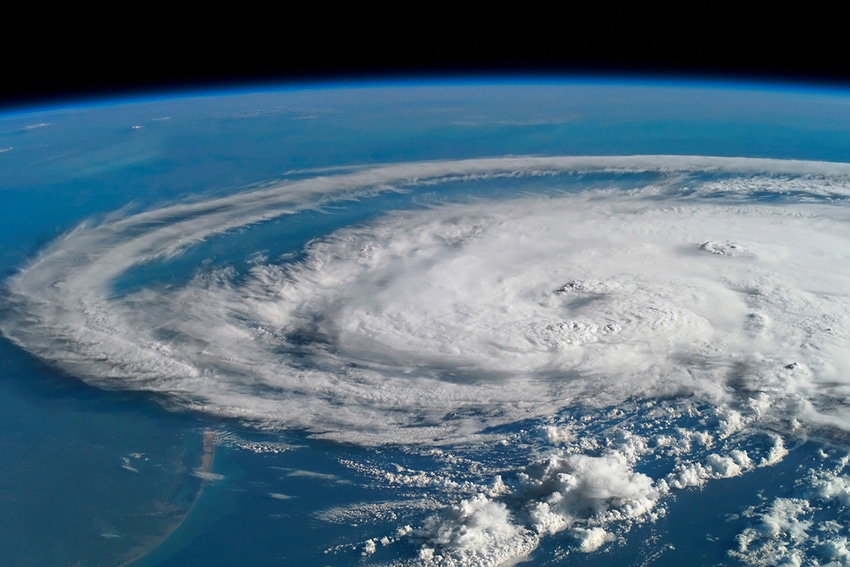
top-left (3, 156), bottom-right (850, 446)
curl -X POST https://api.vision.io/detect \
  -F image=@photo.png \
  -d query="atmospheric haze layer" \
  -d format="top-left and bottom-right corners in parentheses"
top-left (4, 154), bottom-right (850, 565)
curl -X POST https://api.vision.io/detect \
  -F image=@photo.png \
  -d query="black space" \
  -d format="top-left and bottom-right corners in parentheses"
top-left (4, 16), bottom-right (849, 111)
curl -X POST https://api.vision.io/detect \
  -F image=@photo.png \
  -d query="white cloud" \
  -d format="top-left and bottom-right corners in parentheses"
top-left (4, 156), bottom-right (850, 448)
top-left (403, 449), bottom-right (658, 566)
top-left (574, 526), bottom-right (613, 552)
top-left (414, 494), bottom-right (538, 567)
top-left (730, 459), bottom-right (850, 567)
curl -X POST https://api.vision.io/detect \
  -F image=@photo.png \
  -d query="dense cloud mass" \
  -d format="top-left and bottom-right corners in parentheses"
top-left (4, 156), bottom-right (850, 565)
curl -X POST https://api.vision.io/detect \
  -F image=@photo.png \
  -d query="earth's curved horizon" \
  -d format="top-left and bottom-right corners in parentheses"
top-left (2, 79), bottom-right (850, 566)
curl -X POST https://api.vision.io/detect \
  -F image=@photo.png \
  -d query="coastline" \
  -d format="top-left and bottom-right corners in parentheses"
top-left (118, 429), bottom-right (217, 567)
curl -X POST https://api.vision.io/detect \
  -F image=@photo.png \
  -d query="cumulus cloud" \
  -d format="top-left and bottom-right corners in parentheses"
top-left (728, 452), bottom-right (850, 567)
top-left (407, 449), bottom-right (659, 566)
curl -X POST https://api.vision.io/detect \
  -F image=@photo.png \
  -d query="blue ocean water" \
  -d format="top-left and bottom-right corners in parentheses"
top-left (3, 81), bottom-right (850, 566)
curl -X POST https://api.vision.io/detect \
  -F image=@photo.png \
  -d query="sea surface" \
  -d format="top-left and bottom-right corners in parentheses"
top-left (3, 82), bottom-right (850, 566)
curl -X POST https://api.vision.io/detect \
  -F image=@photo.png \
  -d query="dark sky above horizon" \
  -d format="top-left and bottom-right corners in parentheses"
top-left (4, 6), bottom-right (848, 114)
top-left (5, 37), bottom-right (850, 112)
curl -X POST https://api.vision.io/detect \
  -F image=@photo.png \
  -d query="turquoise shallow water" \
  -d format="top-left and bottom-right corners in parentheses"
top-left (4, 81), bottom-right (850, 566)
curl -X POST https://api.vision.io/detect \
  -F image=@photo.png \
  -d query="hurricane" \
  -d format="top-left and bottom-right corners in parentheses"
top-left (3, 153), bottom-right (850, 565)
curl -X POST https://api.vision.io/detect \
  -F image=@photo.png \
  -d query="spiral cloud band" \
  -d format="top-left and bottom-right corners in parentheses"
top-left (3, 155), bottom-right (850, 447)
